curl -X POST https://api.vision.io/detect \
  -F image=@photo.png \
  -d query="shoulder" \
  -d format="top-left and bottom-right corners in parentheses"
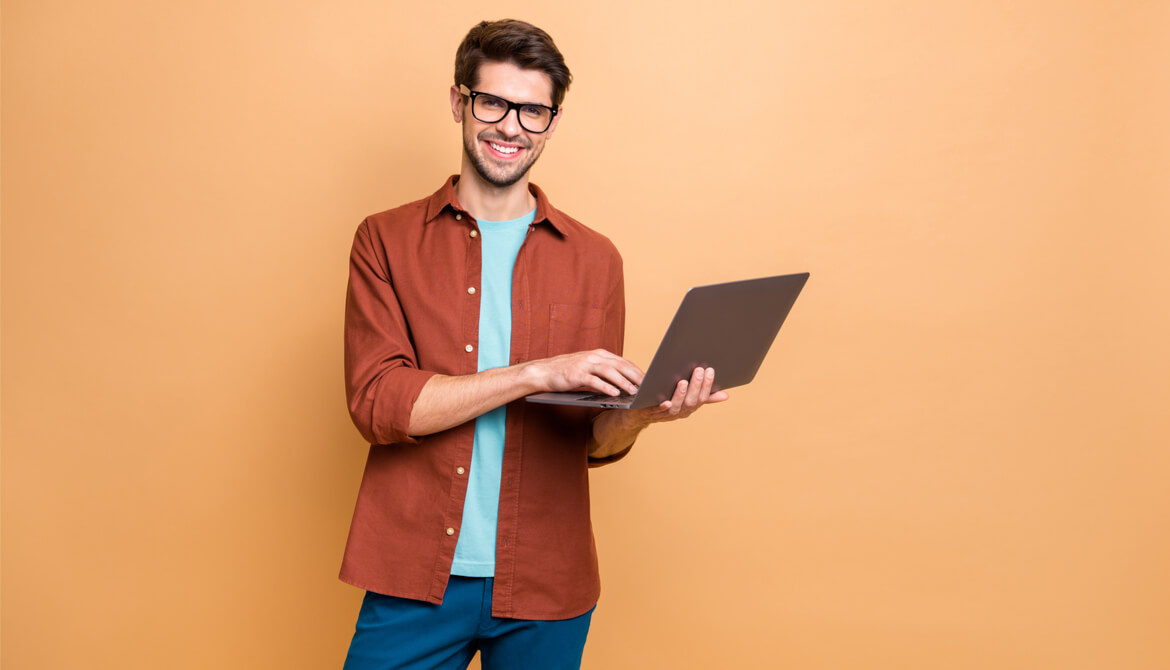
top-left (348, 195), bottom-right (437, 276)
top-left (530, 182), bottom-right (621, 261)
top-left (359, 177), bottom-right (461, 241)
top-left (544, 205), bottom-right (622, 264)
top-left (360, 196), bottom-right (430, 236)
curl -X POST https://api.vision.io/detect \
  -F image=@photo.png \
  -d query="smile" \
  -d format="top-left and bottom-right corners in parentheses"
top-left (487, 141), bottom-right (521, 156)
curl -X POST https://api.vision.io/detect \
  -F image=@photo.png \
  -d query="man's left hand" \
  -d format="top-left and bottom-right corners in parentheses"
top-left (588, 366), bottom-right (729, 460)
top-left (629, 366), bottom-right (729, 425)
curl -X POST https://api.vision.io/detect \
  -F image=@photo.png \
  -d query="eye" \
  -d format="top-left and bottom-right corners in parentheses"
top-left (479, 96), bottom-right (507, 111)
top-left (520, 105), bottom-right (547, 119)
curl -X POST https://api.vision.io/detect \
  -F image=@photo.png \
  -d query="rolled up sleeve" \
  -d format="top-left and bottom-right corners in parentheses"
top-left (344, 221), bottom-right (437, 446)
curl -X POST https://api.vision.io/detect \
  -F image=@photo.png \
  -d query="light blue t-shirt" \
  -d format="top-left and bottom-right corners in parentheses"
top-left (450, 208), bottom-right (534, 577)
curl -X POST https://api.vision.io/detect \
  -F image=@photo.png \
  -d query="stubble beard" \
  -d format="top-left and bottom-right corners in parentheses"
top-left (463, 130), bottom-right (543, 188)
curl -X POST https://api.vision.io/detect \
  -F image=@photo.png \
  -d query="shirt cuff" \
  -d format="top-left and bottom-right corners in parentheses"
top-left (371, 366), bottom-right (438, 445)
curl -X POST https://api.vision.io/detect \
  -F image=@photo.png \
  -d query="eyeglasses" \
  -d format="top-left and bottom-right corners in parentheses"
top-left (459, 84), bottom-right (559, 134)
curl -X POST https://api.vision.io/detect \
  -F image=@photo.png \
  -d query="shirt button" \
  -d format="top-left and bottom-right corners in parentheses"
top-left (469, 229), bottom-right (478, 238)
top-left (465, 344), bottom-right (474, 353)
top-left (455, 214), bottom-right (463, 221)
top-left (467, 287), bottom-right (476, 295)
top-left (446, 527), bottom-right (456, 536)
top-left (456, 467), bottom-right (466, 475)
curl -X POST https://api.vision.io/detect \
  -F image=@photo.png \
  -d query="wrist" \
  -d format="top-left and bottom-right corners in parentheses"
top-left (589, 409), bottom-right (645, 460)
top-left (514, 359), bottom-right (548, 394)
top-left (606, 406), bottom-right (653, 434)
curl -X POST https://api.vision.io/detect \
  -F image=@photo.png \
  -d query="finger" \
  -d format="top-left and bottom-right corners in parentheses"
top-left (584, 376), bottom-right (622, 396)
top-left (561, 352), bottom-right (631, 396)
top-left (667, 378), bottom-right (688, 415)
top-left (697, 367), bottom-right (716, 404)
top-left (615, 361), bottom-right (646, 392)
top-left (631, 404), bottom-right (672, 423)
top-left (681, 367), bottom-right (706, 409)
top-left (648, 381), bottom-right (686, 415)
top-left (706, 390), bottom-right (730, 403)
top-left (595, 364), bottom-right (641, 395)
top-left (647, 400), bottom-right (675, 419)
top-left (604, 354), bottom-right (645, 388)
top-left (622, 361), bottom-right (645, 387)
top-left (588, 351), bottom-right (644, 393)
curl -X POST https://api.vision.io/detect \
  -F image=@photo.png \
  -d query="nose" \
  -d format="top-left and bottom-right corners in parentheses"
top-left (495, 108), bottom-right (523, 137)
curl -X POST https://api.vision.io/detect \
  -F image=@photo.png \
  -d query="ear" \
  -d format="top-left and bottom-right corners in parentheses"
top-left (546, 105), bottom-right (564, 139)
top-left (450, 85), bottom-right (465, 123)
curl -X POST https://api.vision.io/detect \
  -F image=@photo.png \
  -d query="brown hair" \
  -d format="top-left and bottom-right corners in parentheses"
top-left (454, 19), bottom-right (572, 108)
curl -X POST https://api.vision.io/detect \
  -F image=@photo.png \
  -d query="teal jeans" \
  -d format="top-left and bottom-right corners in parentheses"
top-left (344, 576), bottom-right (595, 670)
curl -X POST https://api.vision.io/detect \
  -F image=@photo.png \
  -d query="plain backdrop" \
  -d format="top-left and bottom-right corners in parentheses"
top-left (3, 1), bottom-right (1168, 668)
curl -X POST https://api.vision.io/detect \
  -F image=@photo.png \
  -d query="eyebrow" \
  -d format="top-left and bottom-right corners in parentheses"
top-left (478, 90), bottom-right (554, 108)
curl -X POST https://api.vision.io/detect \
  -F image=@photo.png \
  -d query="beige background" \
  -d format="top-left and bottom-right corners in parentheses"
top-left (3, 1), bottom-right (1168, 668)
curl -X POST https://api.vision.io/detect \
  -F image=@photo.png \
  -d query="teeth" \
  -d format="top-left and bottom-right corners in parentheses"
top-left (489, 142), bottom-right (519, 154)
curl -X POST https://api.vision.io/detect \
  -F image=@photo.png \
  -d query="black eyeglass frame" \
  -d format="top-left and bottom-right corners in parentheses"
top-left (458, 84), bottom-right (559, 134)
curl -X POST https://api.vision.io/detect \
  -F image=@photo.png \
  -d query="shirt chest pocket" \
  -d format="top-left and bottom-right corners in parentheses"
top-left (546, 303), bottom-right (606, 357)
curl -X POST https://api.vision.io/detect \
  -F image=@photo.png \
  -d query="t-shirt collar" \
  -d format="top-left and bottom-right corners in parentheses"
top-left (424, 175), bottom-right (570, 236)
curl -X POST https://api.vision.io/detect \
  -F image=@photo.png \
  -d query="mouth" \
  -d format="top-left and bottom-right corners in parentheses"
top-left (483, 138), bottom-right (525, 160)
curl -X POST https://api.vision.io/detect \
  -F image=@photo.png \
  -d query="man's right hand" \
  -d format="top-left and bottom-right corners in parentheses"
top-left (521, 349), bottom-right (644, 397)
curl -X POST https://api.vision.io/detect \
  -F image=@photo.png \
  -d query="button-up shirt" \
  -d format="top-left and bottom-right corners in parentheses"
top-left (340, 176), bottom-right (629, 620)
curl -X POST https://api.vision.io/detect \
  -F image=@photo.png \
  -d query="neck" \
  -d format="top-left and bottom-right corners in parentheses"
top-left (455, 162), bottom-right (536, 222)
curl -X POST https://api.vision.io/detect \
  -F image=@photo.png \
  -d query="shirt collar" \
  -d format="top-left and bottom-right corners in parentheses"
top-left (424, 175), bottom-right (571, 237)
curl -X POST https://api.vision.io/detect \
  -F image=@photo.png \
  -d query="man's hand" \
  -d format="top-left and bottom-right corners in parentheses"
top-left (522, 349), bottom-right (644, 397)
top-left (409, 349), bottom-right (642, 437)
top-left (636, 366), bottom-right (729, 422)
top-left (410, 351), bottom-right (725, 452)
top-left (588, 366), bottom-right (729, 459)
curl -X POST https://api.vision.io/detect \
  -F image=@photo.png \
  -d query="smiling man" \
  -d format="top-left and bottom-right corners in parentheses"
top-left (340, 19), bottom-right (726, 670)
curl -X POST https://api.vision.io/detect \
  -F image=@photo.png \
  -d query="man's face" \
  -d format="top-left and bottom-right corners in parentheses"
top-left (451, 61), bottom-right (562, 188)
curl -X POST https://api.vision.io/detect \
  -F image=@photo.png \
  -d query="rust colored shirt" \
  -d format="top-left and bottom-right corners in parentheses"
top-left (340, 176), bottom-right (629, 620)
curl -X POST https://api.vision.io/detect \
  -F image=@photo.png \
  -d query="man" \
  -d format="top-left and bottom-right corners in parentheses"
top-left (341, 19), bottom-right (726, 670)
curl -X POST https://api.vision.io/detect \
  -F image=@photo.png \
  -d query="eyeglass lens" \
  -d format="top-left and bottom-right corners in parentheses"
top-left (472, 94), bottom-right (553, 133)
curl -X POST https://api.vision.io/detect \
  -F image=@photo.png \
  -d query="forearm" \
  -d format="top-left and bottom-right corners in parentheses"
top-left (408, 349), bottom-right (644, 437)
top-left (408, 363), bottom-right (543, 436)
top-left (588, 409), bottom-right (651, 460)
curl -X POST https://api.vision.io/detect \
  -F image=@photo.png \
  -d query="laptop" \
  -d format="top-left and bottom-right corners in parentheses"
top-left (525, 272), bottom-right (809, 410)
